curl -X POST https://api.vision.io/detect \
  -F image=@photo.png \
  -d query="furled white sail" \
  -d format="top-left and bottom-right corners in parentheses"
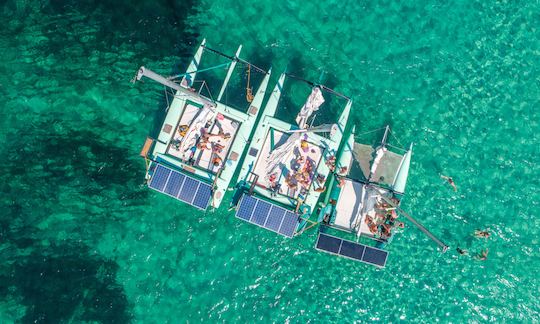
top-left (369, 147), bottom-right (387, 181)
top-left (296, 87), bottom-right (325, 128)
top-left (265, 132), bottom-right (302, 180)
top-left (178, 104), bottom-right (217, 160)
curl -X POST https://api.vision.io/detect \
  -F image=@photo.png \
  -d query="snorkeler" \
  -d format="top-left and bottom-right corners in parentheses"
top-left (440, 175), bottom-right (457, 191)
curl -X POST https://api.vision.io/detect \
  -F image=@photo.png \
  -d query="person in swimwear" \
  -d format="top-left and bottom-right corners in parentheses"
top-left (456, 247), bottom-right (468, 255)
top-left (440, 174), bottom-right (457, 191)
top-left (474, 229), bottom-right (490, 238)
top-left (177, 124), bottom-right (189, 137)
top-left (476, 249), bottom-right (488, 261)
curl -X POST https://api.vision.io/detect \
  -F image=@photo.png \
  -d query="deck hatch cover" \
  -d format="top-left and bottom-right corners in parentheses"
top-left (315, 232), bottom-right (388, 267)
top-left (149, 164), bottom-right (212, 210)
top-left (235, 194), bottom-right (298, 238)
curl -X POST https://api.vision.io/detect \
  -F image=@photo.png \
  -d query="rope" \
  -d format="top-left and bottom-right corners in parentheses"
top-left (354, 127), bottom-right (387, 137)
top-left (389, 129), bottom-right (405, 149)
top-left (167, 62), bottom-right (231, 80)
top-left (246, 64), bottom-right (254, 102)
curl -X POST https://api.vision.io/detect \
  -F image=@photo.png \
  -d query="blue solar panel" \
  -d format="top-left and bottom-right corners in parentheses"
top-left (148, 163), bottom-right (212, 211)
top-left (362, 247), bottom-right (388, 267)
top-left (193, 183), bottom-right (212, 209)
top-left (264, 206), bottom-right (285, 232)
top-left (149, 165), bottom-right (171, 191)
top-left (164, 172), bottom-right (185, 197)
top-left (278, 212), bottom-right (298, 237)
top-left (178, 177), bottom-right (198, 203)
top-left (236, 195), bottom-right (257, 220)
top-left (235, 194), bottom-right (298, 238)
top-left (251, 200), bottom-right (271, 225)
top-left (315, 233), bottom-right (388, 267)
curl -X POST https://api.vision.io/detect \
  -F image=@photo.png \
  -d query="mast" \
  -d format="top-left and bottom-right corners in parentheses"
top-left (381, 125), bottom-right (390, 148)
top-left (217, 45), bottom-right (242, 101)
top-left (133, 66), bottom-right (216, 107)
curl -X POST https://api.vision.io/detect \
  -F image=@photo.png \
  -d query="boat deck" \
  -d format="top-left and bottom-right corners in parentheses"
top-left (166, 102), bottom-right (240, 173)
top-left (333, 180), bottom-right (397, 238)
top-left (251, 128), bottom-right (325, 199)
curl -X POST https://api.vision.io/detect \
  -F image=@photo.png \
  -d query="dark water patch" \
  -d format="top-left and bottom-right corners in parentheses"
top-left (3, 123), bottom-right (144, 191)
top-left (0, 121), bottom-right (149, 253)
top-left (0, 240), bottom-right (131, 323)
top-left (36, 0), bottom-right (199, 60)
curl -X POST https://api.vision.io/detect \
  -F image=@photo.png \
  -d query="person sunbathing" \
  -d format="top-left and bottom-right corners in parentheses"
top-left (285, 174), bottom-right (298, 191)
top-left (212, 143), bottom-right (225, 154)
top-left (211, 156), bottom-right (222, 167)
top-left (177, 124), bottom-right (189, 137)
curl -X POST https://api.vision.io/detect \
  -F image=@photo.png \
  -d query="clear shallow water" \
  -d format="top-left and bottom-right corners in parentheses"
top-left (1, 0), bottom-right (539, 322)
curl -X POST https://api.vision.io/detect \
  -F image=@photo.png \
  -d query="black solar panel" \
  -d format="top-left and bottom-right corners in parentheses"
top-left (148, 164), bottom-right (212, 210)
top-left (235, 194), bottom-right (298, 238)
top-left (315, 232), bottom-right (388, 267)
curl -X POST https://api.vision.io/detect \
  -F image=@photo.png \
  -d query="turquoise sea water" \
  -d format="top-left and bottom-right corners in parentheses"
top-left (1, 0), bottom-right (539, 322)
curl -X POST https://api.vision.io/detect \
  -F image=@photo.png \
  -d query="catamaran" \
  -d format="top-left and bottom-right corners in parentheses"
top-left (230, 73), bottom-right (352, 238)
top-left (315, 126), bottom-right (448, 267)
top-left (134, 39), bottom-right (271, 210)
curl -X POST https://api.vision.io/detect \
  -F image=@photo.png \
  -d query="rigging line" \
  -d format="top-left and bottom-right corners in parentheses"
top-left (389, 129), bottom-right (405, 149)
top-left (354, 127), bottom-right (387, 137)
top-left (285, 73), bottom-right (351, 100)
top-left (202, 45), bottom-right (269, 75)
top-left (387, 143), bottom-right (407, 152)
top-left (200, 80), bottom-right (214, 103)
top-left (167, 62), bottom-right (231, 80)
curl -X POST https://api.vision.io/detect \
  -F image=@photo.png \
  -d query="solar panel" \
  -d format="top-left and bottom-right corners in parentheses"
top-left (178, 177), bottom-right (198, 203)
top-left (251, 200), bottom-right (271, 225)
top-left (192, 183), bottom-right (212, 209)
top-left (264, 206), bottom-right (285, 232)
top-left (235, 194), bottom-right (298, 238)
top-left (236, 195), bottom-right (257, 220)
top-left (316, 232), bottom-right (341, 253)
top-left (315, 232), bottom-right (388, 267)
top-left (164, 172), bottom-right (185, 197)
top-left (362, 247), bottom-right (388, 267)
top-left (149, 166), bottom-right (171, 191)
top-left (148, 164), bottom-right (213, 210)
top-left (279, 211), bottom-right (299, 237)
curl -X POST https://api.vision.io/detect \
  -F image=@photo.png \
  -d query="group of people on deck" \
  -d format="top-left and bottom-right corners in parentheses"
top-left (268, 139), bottom-right (327, 197)
top-left (173, 116), bottom-right (231, 169)
top-left (364, 197), bottom-right (404, 240)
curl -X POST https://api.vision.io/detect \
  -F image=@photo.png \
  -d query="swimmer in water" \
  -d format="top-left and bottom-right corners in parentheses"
top-left (440, 174), bottom-right (457, 191)
top-left (456, 247), bottom-right (468, 256)
top-left (474, 229), bottom-right (490, 238)
top-left (476, 249), bottom-right (489, 261)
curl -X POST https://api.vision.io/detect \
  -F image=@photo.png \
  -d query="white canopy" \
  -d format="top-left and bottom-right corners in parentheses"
top-left (177, 104), bottom-right (217, 160)
top-left (296, 87), bottom-right (325, 128)
top-left (265, 132), bottom-right (302, 180)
